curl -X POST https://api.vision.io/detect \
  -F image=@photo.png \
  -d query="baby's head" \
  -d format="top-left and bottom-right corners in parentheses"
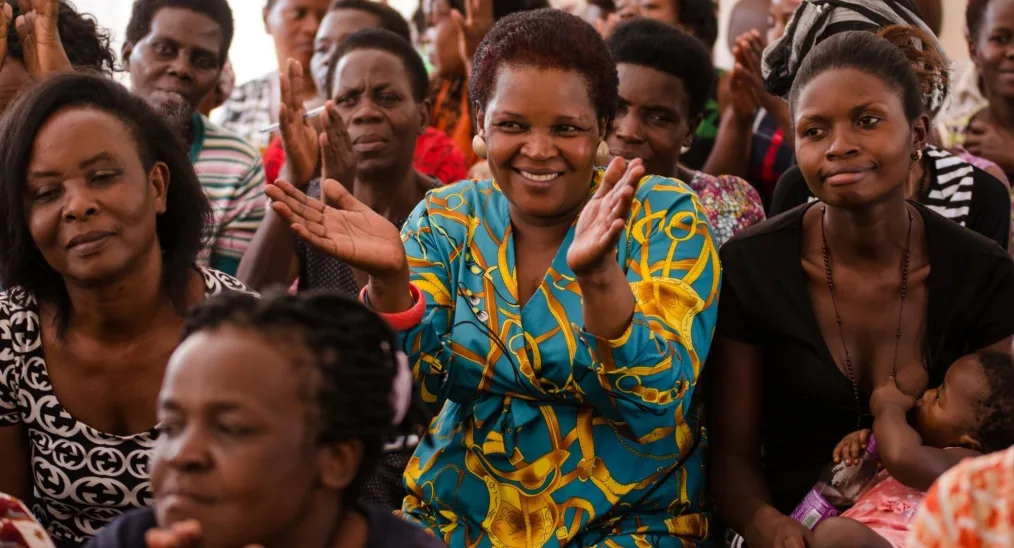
top-left (915, 351), bottom-right (1014, 453)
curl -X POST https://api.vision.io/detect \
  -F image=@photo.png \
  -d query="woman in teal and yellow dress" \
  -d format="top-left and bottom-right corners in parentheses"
top-left (267, 10), bottom-right (720, 547)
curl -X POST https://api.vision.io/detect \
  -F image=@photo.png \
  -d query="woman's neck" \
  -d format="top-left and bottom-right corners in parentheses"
top-left (266, 495), bottom-right (366, 548)
top-left (509, 201), bottom-right (583, 250)
top-left (59, 243), bottom-right (173, 341)
top-left (353, 165), bottom-right (424, 223)
top-left (822, 194), bottom-right (912, 267)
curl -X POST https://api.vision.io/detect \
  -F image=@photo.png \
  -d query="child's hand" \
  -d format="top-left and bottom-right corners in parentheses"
top-left (833, 429), bottom-right (872, 466)
top-left (870, 375), bottom-right (916, 417)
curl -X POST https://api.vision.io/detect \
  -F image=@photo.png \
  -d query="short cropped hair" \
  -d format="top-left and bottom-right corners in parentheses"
top-left (125, 0), bottom-right (235, 66)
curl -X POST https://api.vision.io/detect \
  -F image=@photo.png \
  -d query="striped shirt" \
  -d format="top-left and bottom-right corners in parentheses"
top-left (189, 114), bottom-right (267, 276)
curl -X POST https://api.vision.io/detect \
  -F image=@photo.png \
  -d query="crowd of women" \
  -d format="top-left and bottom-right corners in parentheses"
top-left (1, 0), bottom-right (1014, 546)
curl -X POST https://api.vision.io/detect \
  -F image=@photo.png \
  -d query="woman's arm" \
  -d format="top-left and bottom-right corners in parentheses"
top-left (0, 425), bottom-right (32, 502)
top-left (872, 405), bottom-right (979, 491)
top-left (236, 207), bottom-right (300, 291)
top-left (707, 336), bottom-right (811, 547)
top-left (702, 107), bottom-right (754, 178)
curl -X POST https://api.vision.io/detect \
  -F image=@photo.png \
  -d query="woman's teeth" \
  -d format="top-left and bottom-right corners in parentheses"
top-left (518, 170), bottom-right (560, 182)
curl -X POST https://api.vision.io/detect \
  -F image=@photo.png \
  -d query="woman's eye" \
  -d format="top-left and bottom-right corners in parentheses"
top-left (153, 43), bottom-right (174, 57)
top-left (858, 115), bottom-right (881, 128)
top-left (497, 121), bottom-right (524, 131)
top-left (802, 127), bottom-right (824, 139)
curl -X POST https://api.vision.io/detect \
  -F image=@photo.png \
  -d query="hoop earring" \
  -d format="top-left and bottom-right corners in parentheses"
top-left (595, 141), bottom-right (610, 166)
top-left (472, 135), bottom-right (487, 159)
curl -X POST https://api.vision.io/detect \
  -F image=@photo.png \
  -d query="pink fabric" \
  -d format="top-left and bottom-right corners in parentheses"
top-left (842, 471), bottom-right (924, 547)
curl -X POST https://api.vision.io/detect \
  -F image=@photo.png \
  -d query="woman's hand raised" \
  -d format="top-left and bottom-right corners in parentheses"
top-left (0, 2), bottom-right (11, 68)
top-left (567, 157), bottom-right (644, 278)
top-left (14, 0), bottom-right (71, 75)
top-left (278, 58), bottom-right (322, 190)
top-left (266, 178), bottom-right (406, 278)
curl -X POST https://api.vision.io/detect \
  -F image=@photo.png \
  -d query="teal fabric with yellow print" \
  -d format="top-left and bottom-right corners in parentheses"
top-left (397, 170), bottom-right (721, 547)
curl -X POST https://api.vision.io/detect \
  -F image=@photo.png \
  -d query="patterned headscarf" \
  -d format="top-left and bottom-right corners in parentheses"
top-left (761, 0), bottom-right (945, 109)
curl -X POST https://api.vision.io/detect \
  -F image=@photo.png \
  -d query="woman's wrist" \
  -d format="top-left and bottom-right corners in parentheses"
top-left (366, 269), bottom-right (414, 313)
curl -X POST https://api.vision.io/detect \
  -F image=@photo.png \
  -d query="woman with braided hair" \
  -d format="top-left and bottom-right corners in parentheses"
top-left (86, 291), bottom-right (442, 548)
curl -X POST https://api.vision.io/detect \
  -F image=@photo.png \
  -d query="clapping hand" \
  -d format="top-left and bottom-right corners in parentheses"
top-left (451, 0), bottom-right (493, 75)
top-left (265, 178), bottom-right (406, 278)
top-left (14, 0), bottom-right (71, 75)
top-left (145, 519), bottom-right (262, 548)
top-left (965, 118), bottom-right (1014, 174)
top-left (567, 157), bottom-right (644, 277)
top-left (0, 2), bottom-right (12, 68)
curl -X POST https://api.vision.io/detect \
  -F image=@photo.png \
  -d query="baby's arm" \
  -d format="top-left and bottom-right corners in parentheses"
top-left (871, 381), bottom-right (980, 491)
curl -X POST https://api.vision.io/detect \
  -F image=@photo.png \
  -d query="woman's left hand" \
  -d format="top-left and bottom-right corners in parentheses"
top-left (14, 0), bottom-right (71, 75)
top-left (965, 119), bottom-right (1014, 174)
top-left (567, 157), bottom-right (644, 278)
top-left (145, 520), bottom-right (263, 548)
top-left (870, 376), bottom-right (917, 418)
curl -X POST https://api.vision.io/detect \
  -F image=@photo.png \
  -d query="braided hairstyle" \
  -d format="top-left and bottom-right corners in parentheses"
top-left (182, 290), bottom-right (425, 503)
top-left (976, 350), bottom-right (1014, 453)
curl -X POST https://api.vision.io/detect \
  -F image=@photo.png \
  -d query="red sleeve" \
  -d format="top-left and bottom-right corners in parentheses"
top-left (262, 135), bottom-right (286, 186)
top-left (413, 127), bottom-right (469, 185)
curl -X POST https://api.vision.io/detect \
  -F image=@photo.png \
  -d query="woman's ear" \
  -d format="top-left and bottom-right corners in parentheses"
top-left (685, 115), bottom-right (704, 148)
top-left (417, 98), bottom-right (432, 136)
top-left (149, 162), bottom-right (170, 215)
top-left (317, 440), bottom-right (363, 491)
top-left (121, 42), bottom-right (134, 71)
top-left (912, 113), bottom-right (931, 153)
top-left (475, 108), bottom-right (486, 140)
top-left (966, 28), bottom-right (980, 67)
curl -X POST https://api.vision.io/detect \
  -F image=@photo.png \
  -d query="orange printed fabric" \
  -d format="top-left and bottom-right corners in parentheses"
top-left (909, 446), bottom-right (1014, 547)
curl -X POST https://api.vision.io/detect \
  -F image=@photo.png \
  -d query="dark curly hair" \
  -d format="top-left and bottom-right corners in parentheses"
top-left (789, 30), bottom-right (924, 124)
top-left (125, 0), bottom-right (234, 67)
top-left (678, 0), bottom-right (718, 49)
top-left (3, 0), bottom-right (116, 74)
top-left (326, 28), bottom-right (428, 102)
top-left (608, 17), bottom-right (714, 120)
top-left (0, 73), bottom-right (212, 332)
top-left (328, 0), bottom-right (411, 42)
top-left (182, 290), bottom-right (427, 504)
top-left (470, 9), bottom-right (618, 127)
top-left (976, 351), bottom-right (1014, 453)
top-left (966, 0), bottom-right (994, 41)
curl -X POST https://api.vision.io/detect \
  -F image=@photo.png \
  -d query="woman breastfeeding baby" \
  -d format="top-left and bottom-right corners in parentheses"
top-left (810, 351), bottom-right (1014, 548)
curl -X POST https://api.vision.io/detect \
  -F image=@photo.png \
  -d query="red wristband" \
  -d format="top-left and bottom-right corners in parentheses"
top-left (360, 282), bottom-right (426, 331)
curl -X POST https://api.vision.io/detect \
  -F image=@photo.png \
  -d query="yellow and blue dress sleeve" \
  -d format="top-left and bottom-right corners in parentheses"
top-left (398, 186), bottom-right (464, 413)
top-left (572, 175), bottom-right (721, 441)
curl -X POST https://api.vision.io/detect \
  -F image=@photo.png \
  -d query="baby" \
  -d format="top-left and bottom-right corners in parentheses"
top-left (811, 350), bottom-right (1014, 548)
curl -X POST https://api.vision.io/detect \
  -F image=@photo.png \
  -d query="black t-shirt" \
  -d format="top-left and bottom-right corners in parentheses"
top-left (769, 147), bottom-right (1011, 250)
top-left (84, 504), bottom-right (447, 548)
top-left (716, 200), bottom-right (1014, 514)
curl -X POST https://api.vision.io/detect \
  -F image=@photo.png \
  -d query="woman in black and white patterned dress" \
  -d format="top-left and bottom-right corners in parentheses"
top-left (0, 74), bottom-right (253, 547)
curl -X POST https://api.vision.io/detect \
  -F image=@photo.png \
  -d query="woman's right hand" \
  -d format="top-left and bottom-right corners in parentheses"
top-left (0, 2), bottom-right (11, 67)
top-left (278, 58), bottom-right (321, 190)
top-left (265, 178), bottom-right (407, 279)
top-left (833, 429), bottom-right (872, 466)
top-left (747, 513), bottom-right (813, 548)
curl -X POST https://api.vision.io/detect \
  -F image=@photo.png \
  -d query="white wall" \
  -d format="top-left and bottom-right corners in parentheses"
top-left (71, 0), bottom-right (973, 82)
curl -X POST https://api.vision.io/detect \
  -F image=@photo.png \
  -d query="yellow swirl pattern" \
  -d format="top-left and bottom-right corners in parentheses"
top-left (397, 171), bottom-right (721, 547)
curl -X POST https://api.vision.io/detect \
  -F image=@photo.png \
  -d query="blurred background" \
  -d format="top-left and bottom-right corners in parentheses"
top-left (74, 0), bottom-right (971, 88)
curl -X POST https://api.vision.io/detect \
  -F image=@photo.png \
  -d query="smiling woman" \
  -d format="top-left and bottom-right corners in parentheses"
top-left (265, 9), bottom-right (721, 547)
top-left (0, 73), bottom-right (250, 546)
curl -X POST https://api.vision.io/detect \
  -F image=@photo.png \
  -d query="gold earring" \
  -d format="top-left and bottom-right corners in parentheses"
top-left (595, 141), bottom-right (610, 166)
top-left (912, 149), bottom-right (923, 162)
top-left (472, 135), bottom-right (487, 159)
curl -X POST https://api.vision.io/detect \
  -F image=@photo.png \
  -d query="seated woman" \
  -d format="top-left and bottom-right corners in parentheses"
top-left (770, 26), bottom-right (1012, 252)
top-left (605, 18), bottom-right (764, 246)
top-left (240, 29), bottom-right (438, 296)
top-left (707, 30), bottom-right (1014, 548)
top-left (0, 73), bottom-right (250, 546)
top-left (85, 292), bottom-right (443, 548)
top-left (260, 0), bottom-right (469, 187)
top-left (268, 9), bottom-right (720, 546)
